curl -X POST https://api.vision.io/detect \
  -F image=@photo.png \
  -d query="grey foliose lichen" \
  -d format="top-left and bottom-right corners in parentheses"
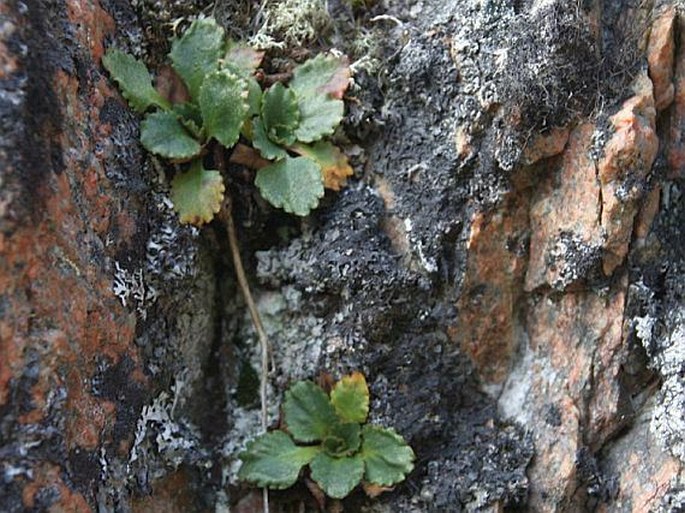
top-left (641, 309), bottom-right (685, 462)
top-left (656, 476), bottom-right (685, 513)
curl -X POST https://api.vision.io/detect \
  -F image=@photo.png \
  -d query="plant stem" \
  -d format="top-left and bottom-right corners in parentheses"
top-left (226, 197), bottom-right (270, 513)
top-left (329, 499), bottom-right (344, 513)
top-left (215, 146), bottom-right (270, 513)
top-left (223, 201), bottom-right (270, 426)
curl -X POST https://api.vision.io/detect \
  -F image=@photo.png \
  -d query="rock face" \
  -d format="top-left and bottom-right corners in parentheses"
top-left (1, 1), bottom-right (684, 512)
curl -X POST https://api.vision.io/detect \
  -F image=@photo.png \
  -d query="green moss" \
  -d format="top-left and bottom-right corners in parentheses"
top-left (235, 360), bottom-right (260, 408)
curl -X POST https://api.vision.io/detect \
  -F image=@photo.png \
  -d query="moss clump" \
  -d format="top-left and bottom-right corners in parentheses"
top-left (235, 360), bottom-right (260, 408)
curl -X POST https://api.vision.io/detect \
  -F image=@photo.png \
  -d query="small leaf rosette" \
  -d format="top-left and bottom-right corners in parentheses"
top-left (103, 16), bottom-right (354, 223)
top-left (238, 372), bottom-right (415, 499)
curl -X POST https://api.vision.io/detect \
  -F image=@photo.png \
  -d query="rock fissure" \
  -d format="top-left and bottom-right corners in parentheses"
top-left (595, 160), bottom-right (604, 228)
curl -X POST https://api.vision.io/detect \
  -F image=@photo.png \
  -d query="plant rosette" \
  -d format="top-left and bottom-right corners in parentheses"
top-left (238, 372), bottom-right (415, 499)
top-left (102, 16), bottom-right (354, 225)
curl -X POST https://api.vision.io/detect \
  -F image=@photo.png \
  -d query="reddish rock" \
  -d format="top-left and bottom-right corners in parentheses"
top-left (668, 14), bottom-right (685, 178)
top-left (526, 396), bottom-right (581, 512)
top-left (522, 126), bottom-right (570, 165)
top-left (456, 194), bottom-right (529, 382)
top-left (525, 73), bottom-right (658, 288)
top-left (0, 35), bottom-right (19, 80)
top-left (1, 1), bottom-right (683, 512)
top-left (0, 1), bottom-right (149, 510)
top-left (131, 470), bottom-right (198, 513)
top-left (22, 463), bottom-right (91, 512)
top-left (596, 401), bottom-right (682, 513)
top-left (463, 15), bottom-right (672, 508)
top-left (525, 123), bottom-right (601, 291)
top-left (518, 283), bottom-right (628, 511)
top-left (598, 73), bottom-right (658, 275)
top-left (455, 124), bottom-right (475, 161)
top-left (647, 7), bottom-right (676, 111)
top-left (634, 185), bottom-right (661, 244)
top-left (64, 0), bottom-right (115, 63)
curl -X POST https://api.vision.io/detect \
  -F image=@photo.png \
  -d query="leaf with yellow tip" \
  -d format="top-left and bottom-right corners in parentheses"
top-left (330, 372), bottom-right (369, 423)
top-left (292, 141), bottom-right (353, 191)
top-left (171, 160), bottom-right (225, 226)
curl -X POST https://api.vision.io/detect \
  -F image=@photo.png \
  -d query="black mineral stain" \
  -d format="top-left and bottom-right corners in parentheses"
top-left (91, 355), bottom-right (148, 444)
top-left (19, 0), bottom-right (70, 201)
top-left (363, 329), bottom-right (534, 511)
top-left (67, 447), bottom-right (101, 494)
top-left (544, 404), bottom-right (562, 427)
top-left (0, 0), bottom-right (67, 230)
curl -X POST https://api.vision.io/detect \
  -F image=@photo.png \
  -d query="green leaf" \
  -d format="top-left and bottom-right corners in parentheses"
top-left (140, 111), bottom-right (201, 160)
top-left (361, 426), bottom-right (415, 486)
top-left (261, 83), bottom-right (300, 146)
top-left (292, 141), bottom-right (354, 191)
top-left (323, 422), bottom-right (361, 457)
top-left (310, 453), bottom-right (364, 499)
top-left (225, 42), bottom-right (264, 73)
top-left (290, 53), bottom-right (351, 100)
top-left (330, 372), bottom-right (369, 424)
top-left (294, 94), bottom-right (344, 143)
top-left (173, 102), bottom-right (204, 139)
top-left (238, 431), bottom-right (320, 489)
top-left (174, 101), bottom-right (203, 125)
top-left (246, 76), bottom-right (263, 118)
top-left (220, 61), bottom-right (262, 118)
top-left (102, 49), bottom-right (170, 113)
top-left (252, 118), bottom-right (288, 160)
top-left (255, 157), bottom-right (325, 217)
top-left (170, 160), bottom-right (225, 226)
top-left (282, 380), bottom-right (337, 442)
top-left (288, 54), bottom-right (349, 143)
top-left (170, 17), bottom-right (225, 99)
top-left (199, 69), bottom-right (248, 147)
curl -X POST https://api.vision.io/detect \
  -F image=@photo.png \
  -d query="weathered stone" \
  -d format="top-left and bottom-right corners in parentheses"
top-left (1, 1), bottom-right (215, 510)
top-left (647, 6), bottom-right (676, 111)
top-left (522, 126), bottom-right (570, 165)
top-left (668, 14), bottom-right (685, 179)
top-left (503, 284), bottom-right (627, 511)
top-left (456, 195), bottom-right (528, 383)
top-left (596, 398), bottom-right (682, 513)
top-left (131, 469), bottom-right (196, 513)
top-left (0, 0), bottom-right (140, 450)
top-left (525, 73), bottom-right (658, 290)
top-left (2, 0), bottom-right (684, 512)
top-left (526, 123), bottom-right (602, 291)
top-left (634, 185), bottom-right (661, 244)
top-left (598, 73), bottom-right (658, 275)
